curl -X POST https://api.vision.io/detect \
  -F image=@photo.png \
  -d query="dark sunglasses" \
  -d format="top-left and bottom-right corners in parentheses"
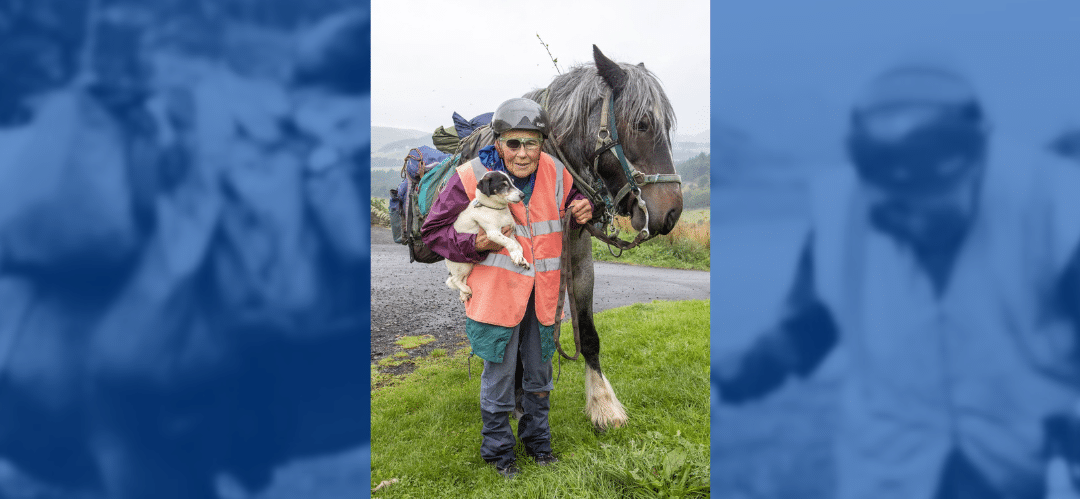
top-left (499, 137), bottom-right (542, 151)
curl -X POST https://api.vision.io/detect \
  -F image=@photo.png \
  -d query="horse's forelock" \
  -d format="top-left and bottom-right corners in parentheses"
top-left (534, 61), bottom-right (675, 163)
top-left (615, 63), bottom-right (676, 143)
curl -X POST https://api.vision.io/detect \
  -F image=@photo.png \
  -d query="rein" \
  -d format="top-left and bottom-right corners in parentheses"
top-left (553, 210), bottom-right (581, 361)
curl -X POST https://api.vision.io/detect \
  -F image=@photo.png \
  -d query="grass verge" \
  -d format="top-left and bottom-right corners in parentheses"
top-left (371, 300), bottom-right (710, 498)
top-left (592, 209), bottom-right (710, 271)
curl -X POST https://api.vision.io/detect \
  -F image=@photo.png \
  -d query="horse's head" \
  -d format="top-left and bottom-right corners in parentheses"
top-left (536, 46), bottom-right (683, 236)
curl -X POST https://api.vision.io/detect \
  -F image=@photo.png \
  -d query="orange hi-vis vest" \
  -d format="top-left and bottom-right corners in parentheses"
top-left (456, 153), bottom-right (572, 328)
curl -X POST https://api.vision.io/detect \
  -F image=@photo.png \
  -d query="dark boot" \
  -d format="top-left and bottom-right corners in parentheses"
top-left (517, 392), bottom-right (553, 458)
top-left (480, 410), bottom-right (516, 469)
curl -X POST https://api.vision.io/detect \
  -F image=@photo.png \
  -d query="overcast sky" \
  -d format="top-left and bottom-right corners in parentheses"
top-left (371, 0), bottom-right (710, 137)
top-left (714, 0), bottom-right (1080, 161)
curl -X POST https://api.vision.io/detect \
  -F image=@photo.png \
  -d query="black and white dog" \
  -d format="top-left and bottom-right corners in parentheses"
top-left (446, 170), bottom-right (530, 303)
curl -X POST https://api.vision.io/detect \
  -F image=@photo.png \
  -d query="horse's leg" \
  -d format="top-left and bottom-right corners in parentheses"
top-left (569, 229), bottom-right (627, 430)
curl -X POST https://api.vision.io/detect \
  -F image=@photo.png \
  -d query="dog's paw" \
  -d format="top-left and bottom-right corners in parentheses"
top-left (459, 291), bottom-right (472, 303)
top-left (511, 253), bottom-right (530, 269)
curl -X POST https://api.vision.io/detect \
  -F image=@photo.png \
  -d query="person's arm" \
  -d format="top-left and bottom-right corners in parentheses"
top-left (716, 234), bottom-right (840, 404)
top-left (421, 173), bottom-right (486, 263)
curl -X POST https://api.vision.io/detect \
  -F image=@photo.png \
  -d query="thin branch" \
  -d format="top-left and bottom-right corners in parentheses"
top-left (536, 33), bottom-right (561, 74)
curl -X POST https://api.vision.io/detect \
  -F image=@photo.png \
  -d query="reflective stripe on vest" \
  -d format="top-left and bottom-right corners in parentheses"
top-left (533, 257), bottom-right (561, 273)
top-left (511, 220), bottom-right (561, 238)
top-left (456, 154), bottom-right (572, 327)
top-left (480, 252), bottom-right (535, 277)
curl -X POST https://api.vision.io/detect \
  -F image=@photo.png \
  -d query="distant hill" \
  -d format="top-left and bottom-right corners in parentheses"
top-left (671, 131), bottom-right (711, 162)
top-left (672, 140), bottom-right (710, 162)
top-left (379, 137), bottom-right (436, 155)
top-left (372, 126), bottom-right (430, 147)
top-left (372, 126), bottom-right (433, 167)
top-left (675, 130), bottom-right (711, 143)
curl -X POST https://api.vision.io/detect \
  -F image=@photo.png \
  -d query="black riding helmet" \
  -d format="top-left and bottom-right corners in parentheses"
top-left (491, 98), bottom-right (549, 138)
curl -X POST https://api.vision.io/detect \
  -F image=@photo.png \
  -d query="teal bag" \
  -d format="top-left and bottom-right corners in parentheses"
top-left (417, 153), bottom-right (461, 217)
top-left (405, 153), bottom-right (462, 263)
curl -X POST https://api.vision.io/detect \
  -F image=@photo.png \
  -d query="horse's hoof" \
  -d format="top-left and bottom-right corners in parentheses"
top-left (585, 369), bottom-right (628, 431)
top-left (592, 414), bottom-right (628, 431)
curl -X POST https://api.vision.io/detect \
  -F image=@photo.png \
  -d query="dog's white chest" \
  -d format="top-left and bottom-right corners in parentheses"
top-left (453, 203), bottom-right (515, 235)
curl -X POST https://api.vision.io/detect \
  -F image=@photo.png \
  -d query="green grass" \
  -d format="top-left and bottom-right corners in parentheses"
top-left (592, 209), bottom-right (710, 271)
top-left (371, 300), bottom-right (710, 498)
top-left (372, 197), bottom-right (392, 227)
top-left (377, 355), bottom-right (412, 369)
top-left (395, 335), bottom-right (436, 349)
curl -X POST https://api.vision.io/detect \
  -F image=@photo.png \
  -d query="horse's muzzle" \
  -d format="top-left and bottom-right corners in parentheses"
top-left (630, 183), bottom-right (682, 236)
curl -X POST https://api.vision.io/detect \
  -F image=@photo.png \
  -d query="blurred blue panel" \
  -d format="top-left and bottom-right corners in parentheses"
top-left (713, 1), bottom-right (1080, 498)
top-left (0, 0), bottom-right (370, 497)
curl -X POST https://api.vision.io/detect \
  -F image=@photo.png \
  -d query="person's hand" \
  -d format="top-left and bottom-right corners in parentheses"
top-left (568, 199), bottom-right (592, 224)
top-left (476, 225), bottom-right (514, 252)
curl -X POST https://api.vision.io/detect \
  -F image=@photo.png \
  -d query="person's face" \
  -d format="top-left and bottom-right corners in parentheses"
top-left (495, 129), bottom-right (542, 178)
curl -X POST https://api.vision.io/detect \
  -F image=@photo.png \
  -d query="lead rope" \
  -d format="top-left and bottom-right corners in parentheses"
top-left (553, 211), bottom-right (581, 362)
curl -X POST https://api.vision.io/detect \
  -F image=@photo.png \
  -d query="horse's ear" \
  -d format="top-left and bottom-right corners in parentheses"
top-left (593, 45), bottom-right (628, 93)
top-left (637, 62), bottom-right (645, 69)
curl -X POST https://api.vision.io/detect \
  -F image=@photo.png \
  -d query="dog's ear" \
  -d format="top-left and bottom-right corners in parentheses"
top-left (477, 173), bottom-right (496, 196)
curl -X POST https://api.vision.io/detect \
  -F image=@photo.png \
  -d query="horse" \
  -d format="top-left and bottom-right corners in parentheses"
top-left (458, 45), bottom-right (683, 429)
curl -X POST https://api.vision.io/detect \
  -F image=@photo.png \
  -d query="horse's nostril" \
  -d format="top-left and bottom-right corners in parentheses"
top-left (661, 209), bottom-right (679, 235)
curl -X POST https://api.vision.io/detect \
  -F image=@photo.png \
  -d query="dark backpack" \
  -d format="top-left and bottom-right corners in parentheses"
top-left (452, 112), bottom-right (493, 140)
top-left (400, 114), bottom-right (500, 263)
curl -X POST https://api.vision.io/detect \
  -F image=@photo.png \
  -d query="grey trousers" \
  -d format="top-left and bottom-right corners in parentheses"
top-left (479, 296), bottom-right (553, 413)
top-left (479, 295), bottom-right (554, 465)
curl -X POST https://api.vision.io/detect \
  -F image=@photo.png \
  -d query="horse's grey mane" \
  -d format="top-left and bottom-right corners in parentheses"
top-left (524, 61), bottom-right (676, 169)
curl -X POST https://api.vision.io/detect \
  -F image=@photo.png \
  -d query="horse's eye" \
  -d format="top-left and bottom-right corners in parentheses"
top-left (635, 120), bottom-right (650, 132)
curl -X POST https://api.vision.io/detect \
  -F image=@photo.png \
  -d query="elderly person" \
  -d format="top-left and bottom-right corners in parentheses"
top-left (716, 65), bottom-right (1080, 499)
top-left (422, 97), bottom-right (592, 478)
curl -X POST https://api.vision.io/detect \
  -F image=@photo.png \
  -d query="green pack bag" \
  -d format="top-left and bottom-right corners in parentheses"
top-left (432, 125), bottom-right (460, 154)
